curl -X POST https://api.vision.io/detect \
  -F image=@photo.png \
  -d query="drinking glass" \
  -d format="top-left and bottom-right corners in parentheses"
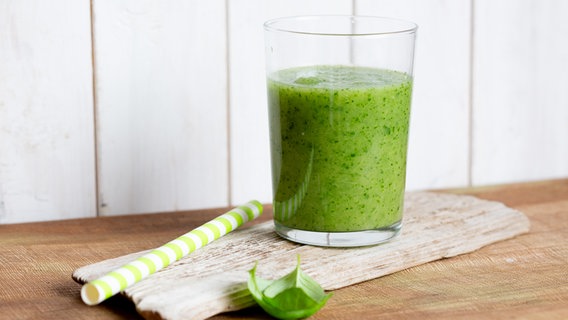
top-left (264, 15), bottom-right (417, 247)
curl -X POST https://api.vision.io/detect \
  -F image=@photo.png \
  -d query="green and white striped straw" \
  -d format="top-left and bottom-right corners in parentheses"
top-left (81, 200), bottom-right (263, 306)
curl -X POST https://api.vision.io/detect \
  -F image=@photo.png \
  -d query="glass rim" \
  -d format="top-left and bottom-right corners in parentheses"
top-left (263, 15), bottom-right (418, 37)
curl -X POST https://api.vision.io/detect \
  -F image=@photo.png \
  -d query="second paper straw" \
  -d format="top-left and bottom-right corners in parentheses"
top-left (81, 200), bottom-right (263, 305)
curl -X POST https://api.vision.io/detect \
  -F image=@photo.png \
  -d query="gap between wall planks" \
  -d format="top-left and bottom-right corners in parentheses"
top-left (90, 0), bottom-right (101, 217)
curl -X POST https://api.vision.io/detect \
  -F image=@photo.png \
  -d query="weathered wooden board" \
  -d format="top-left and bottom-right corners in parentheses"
top-left (73, 192), bottom-right (530, 320)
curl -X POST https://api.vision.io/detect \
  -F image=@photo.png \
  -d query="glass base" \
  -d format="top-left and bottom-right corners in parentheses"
top-left (274, 220), bottom-right (402, 247)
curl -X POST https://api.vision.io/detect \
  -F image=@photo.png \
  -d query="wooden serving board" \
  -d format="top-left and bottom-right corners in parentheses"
top-left (73, 192), bottom-right (530, 320)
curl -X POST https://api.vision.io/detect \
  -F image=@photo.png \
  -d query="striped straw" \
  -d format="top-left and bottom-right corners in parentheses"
top-left (81, 200), bottom-right (263, 306)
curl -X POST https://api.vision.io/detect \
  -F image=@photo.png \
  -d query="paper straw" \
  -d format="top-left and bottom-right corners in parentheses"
top-left (81, 200), bottom-right (263, 306)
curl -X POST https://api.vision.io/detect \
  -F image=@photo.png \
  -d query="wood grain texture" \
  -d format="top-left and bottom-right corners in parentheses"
top-left (0, 0), bottom-right (96, 223)
top-left (472, 0), bottom-right (568, 185)
top-left (355, 0), bottom-right (472, 191)
top-left (93, 0), bottom-right (229, 216)
top-left (0, 179), bottom-right (566, 319)
top-left (72, 192), bottom-right (529, 320)
top-left (227, 0), bottom-right (352, 205)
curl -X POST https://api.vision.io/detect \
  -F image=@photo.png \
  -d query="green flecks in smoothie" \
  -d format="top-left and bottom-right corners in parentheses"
top-left (268, 65), bottom-right (412, 232)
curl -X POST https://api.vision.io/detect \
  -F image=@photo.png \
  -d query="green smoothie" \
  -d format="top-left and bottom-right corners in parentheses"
top-left (267, 65), bottom-right (412, 232)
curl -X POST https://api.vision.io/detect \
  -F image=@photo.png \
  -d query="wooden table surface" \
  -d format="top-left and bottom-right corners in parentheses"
top-left (1, 179), bottom-right (567, 319)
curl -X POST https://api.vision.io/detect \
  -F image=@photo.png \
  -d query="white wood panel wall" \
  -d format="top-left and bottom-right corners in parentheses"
top-left (92, 0), bottom-right (228, 216)
top-left (1, 0), bottom-right (567, 224)
top-left (472, 0), bottom-right (568, 185)
top-left (0, 0), bottom-right (96, 223)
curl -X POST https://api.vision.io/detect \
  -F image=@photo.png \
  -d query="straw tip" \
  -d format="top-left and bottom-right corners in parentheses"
top-left (81, 283), bottom-right (102, 306)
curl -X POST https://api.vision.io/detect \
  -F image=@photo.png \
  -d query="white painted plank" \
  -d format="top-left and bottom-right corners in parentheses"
top-left (93, 0), bottom-right (229, 216)
top-left (472, 0), bottom-right (568, 185)
top-left (356, 0), bottom-right (472, 190)
top-left (228, 0), bottom-right (354, 205)
top-left (0, 0), bottom-right (96, 223)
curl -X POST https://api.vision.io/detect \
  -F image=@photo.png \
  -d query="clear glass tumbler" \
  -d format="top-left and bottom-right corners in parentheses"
top-left (264, 15), bottom-right (417, 247)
